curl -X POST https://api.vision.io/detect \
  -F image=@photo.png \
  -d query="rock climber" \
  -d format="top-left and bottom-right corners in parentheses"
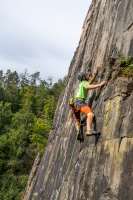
top-left (69, 67), bottom-right (107, 139)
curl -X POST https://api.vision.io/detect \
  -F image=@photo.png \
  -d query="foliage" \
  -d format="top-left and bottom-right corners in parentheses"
top-left (30, 118), bottom-right (48, 154)
top-left (30, 96), bottom-right (57, 154)
top-left (121, 64), bottom-right (133, 77)
top-left (119, 55), bottom-right (133, 77)
top-left (0, 102), bottom-right (13, 135)
top-left (0, 69), bottom-right (66, 199)
top-left (0, 174), bottom-right (28, 200)
top-left (120, 55), bottom-right (132, 65)
top-left (20, 86), bottom-right (38, 114)
top-left (51, 77), bottom-right (66, 101)
top-left (43, 96), bottom-right (57, 132)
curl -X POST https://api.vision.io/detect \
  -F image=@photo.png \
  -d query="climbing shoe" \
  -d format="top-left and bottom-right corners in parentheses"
top-left (77, 131), bottom-right (82, 140)
top-left (86, 130), bottom-right (101, 136)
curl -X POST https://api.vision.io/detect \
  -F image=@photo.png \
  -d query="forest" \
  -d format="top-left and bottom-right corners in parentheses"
top-left (0, 69), bottom-right (66, 200)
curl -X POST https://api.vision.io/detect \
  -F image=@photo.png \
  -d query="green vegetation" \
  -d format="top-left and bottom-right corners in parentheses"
top-left (118, 55), bottom-right (133, 77)
top-left (0, 69), bottom-right (66, 199)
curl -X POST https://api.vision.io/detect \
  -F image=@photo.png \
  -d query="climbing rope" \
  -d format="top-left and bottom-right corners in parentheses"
top-left (55, 116), bottom-right (82, 200)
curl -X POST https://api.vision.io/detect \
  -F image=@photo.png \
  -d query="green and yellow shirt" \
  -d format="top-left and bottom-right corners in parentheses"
top-left (76, 81), bottom-right (90, 100)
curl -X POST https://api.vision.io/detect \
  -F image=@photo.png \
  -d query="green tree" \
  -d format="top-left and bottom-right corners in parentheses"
top-left (43, 96), bottom-right (57, 132)
top-left (51, 77), bottom-right (66, 101)
top-left (19, 86), bottom-right (38, 114)
top-left (0, 82), bottom-right (4, 102)
top-left (30, 118), bottom-right (48, 154)
top-left (0, 102), bottom-right (13, 135)
top-left (36, 80), bottom-right (50, 114)
top-left (0, 70), bottom-right (66, 199)
top-left (2, 70), bottom-right (20, 113)
top-left (0, 101), bottom-right (37, 199)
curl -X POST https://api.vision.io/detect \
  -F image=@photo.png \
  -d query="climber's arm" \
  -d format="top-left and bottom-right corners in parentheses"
top-left (84, 81), bottom-right (107, 90)
top-left (89, 74), bottom-right (97, 84)
top-left (89, 66), bottom-right (100, 84)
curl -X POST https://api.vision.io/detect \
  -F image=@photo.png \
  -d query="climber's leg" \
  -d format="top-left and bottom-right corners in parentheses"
top-left (74, 111), bottom-right (82, 140)
top-left (86, 113), bottom-right (101, 136)
top-left (86, 112), bottom-right (101, 135)
top-left (80, 105), bottom-right (100, 135)
top-left (80, 105), bottom-right (93, 130)
top-left (74, 111), bottom-right (80, 132)
top-left (86, 112), bottom-right (94, 132)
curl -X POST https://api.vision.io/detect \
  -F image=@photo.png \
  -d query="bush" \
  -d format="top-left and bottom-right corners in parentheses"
top-left (118, 55), bottom-right (133, 77)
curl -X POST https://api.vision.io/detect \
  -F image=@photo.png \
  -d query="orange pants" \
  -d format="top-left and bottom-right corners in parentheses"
top-left (74, 105), bottom-right (92, 122)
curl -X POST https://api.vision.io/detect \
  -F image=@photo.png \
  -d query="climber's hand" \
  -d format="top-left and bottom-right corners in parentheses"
top-left (100, 81), bottom-right (107, 86)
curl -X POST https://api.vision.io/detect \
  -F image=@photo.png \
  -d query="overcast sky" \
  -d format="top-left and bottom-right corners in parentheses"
top-left (0, 0), bottom-right (92, 83)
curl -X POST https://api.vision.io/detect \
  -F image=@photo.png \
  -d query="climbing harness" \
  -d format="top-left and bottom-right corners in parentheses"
top-left (69, 98), bottom-right (75, 107)
top-left (55, 116), bottom-right (82, 200)
top-left (69, 97), bottom-right (88, 122)
top-left (69, 97), bottom-right (86, 109)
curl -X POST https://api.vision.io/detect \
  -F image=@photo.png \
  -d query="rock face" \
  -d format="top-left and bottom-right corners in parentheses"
top-left (22, 153), bottom-right (41, 200)
top-left (23, 0), bottom-right (133, 199)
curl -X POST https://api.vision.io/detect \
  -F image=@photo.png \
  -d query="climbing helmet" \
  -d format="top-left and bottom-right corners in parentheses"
top-left (77, 72), bottom-right (86, 81)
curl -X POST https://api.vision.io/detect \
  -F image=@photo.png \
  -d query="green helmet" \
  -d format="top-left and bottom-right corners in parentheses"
top-left (77, 72), bottom-right (85, 81)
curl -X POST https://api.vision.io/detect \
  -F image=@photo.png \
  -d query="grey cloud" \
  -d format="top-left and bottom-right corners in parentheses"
top-left (0, 0), bottom-right (92, 83)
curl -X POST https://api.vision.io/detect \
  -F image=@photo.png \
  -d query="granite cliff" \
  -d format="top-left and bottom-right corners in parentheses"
top-left (22, 0), bottom-right (133, 199)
